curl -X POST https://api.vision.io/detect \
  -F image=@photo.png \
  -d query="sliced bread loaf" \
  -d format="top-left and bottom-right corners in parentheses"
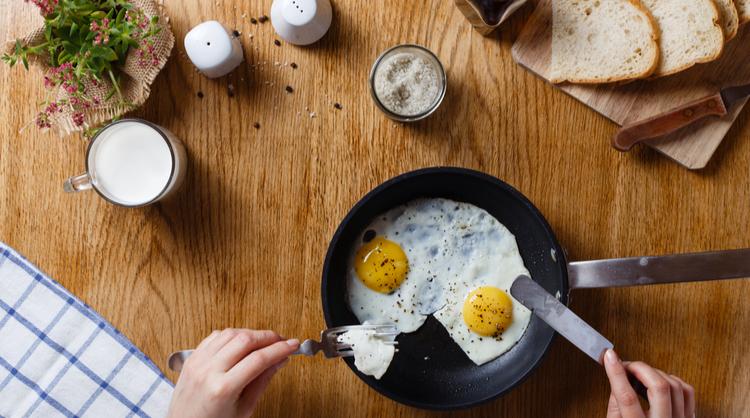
top-left (551, 0), bottom-right (659, 83)
top-left (716, 0), bottom-right (740, 39)
top-left (737, 0), bottom-right (750, 24)
top-left (640, 0), bottom-right (725, 76)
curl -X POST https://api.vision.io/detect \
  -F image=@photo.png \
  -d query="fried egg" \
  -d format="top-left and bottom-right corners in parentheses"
top-left (337, 326), bottom-right (395, 380)
top-left (347, 198), bottom-right (533, 370)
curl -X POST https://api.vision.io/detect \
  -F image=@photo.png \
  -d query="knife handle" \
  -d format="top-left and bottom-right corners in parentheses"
top-left (612, 93), bottom-right (728, 152)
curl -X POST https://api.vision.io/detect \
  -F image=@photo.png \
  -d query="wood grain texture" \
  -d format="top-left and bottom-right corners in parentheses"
top-left (512, 0), bottom-right (750, 169)
top-left (1, 1), bottom-right (750, 417)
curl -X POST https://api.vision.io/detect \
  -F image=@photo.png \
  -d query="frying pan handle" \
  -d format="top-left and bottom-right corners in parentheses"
top-left (567, 248), bottom-right (750, 289)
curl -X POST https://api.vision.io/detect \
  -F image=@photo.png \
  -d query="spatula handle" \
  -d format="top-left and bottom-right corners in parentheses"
top-left (612, 93), bottom-right (728, 151)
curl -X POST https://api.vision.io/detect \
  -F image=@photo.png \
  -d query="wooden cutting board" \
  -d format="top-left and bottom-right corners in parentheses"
top-left (511, 0), bottom-right (750, 169)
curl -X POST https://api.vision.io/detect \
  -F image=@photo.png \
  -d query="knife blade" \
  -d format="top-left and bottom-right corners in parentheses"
top-left (510, 275), bottom-right (612, 363)
top-left (510, 275), bottom-right (648, 399)
top-left (612, 82), bottom-right (750, 152)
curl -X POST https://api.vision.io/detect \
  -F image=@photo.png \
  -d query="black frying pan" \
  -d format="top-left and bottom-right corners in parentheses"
top-left (321, 167), bottom-right (568, 410)
top-left (320, 167), bottom-right (750, 410)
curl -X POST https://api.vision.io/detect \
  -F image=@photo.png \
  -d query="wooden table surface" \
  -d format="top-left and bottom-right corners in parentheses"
top-left (2, 1), bottom-right (749, 417)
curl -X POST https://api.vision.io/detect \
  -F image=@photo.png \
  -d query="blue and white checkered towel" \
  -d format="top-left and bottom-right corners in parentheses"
top-left (0, 242), bottom-right (173, 418)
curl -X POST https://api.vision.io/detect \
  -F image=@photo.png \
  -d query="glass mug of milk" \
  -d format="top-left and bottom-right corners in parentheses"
top-left (64, 119), bottom-right (187, 207)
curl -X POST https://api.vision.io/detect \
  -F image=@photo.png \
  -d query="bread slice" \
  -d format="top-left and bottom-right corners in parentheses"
top-left (737, 0), bottom-right (750, 24)
top-left (716, 0), bottom-right (740, 39)
top-left (551, 0), bottom-right (660, 83)
top-left (640, 0), bottom-right (725, 77)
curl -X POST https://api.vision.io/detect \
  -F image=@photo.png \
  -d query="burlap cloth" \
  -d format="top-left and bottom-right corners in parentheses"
top-left (4, 0), bottom-right (174, 135)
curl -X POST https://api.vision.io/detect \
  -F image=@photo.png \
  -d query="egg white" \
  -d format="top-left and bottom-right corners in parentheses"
top-left (346, 198), bottom-right (533, 366)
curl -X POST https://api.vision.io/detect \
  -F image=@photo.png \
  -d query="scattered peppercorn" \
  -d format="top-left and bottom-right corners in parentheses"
top-left (274, 39), bottom-right (281, 46)
top-left (250, 17), bottom-right (258, 24)
top-left (285, 85), bottom-right (294, 93)
top-left (334, 102), bottom-right (342, 110)
top-left (197, 91), bottom-right (204, 99)
top-left (253, 122), bottom-right (261, 129)
top-left (232, 30), bottom-right (240, 37)
top-left (290, 62), bottom-right (298, 69)
top-left (258, 15), bottom-right (268, 23)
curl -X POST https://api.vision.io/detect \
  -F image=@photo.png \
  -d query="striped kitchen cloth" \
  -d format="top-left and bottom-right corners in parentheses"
top-left (0, 242), bottom-right (173, 418)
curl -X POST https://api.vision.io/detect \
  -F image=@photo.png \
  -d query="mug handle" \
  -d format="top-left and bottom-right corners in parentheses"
top-left (63, 172), bottom-right (93, 193)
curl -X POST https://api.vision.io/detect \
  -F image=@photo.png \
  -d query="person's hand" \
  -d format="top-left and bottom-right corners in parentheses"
top-left (167, 329), bottom-right (300, 418)
top-left (604, 349), bottom-right (695, 418)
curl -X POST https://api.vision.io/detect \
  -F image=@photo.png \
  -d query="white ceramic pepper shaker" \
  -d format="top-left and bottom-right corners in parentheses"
top-left (270, 0), bottom-right (332, 45)
top-left (184, 21), bottom-right (244, 78)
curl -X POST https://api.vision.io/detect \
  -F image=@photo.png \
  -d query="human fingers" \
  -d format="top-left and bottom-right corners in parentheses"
top-left (215, 330), bottom-right (282, 371)
top-left (607, 392), bottom-right (623, 418)
top-left (180, 330), bottom-right (221, 370)
top-left (224, 339), bottom-right (300, 391)
top-left (203, 328), bottom-right (243, 356)
top-left (672, 375), bottom-right (696, 418)
top-left (625, 361), bottom-right (672, 418)
top-left (657, 371), bottom-right (686, 418)
top-left (195, 330), bottom-right (221, 352)
top-left (237, 359), bottom-right (289, 416)
top-left (604, 350), bottom-right (646, 418)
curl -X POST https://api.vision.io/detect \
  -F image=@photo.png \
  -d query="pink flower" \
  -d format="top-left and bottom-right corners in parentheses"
top-left (26, 0), bottom-right (58, 16)
top-left (91, 18), bottom-right (111, 45)
top-left (137, 41), bottom-right (159, 68)
top-left (35, 112), bottom-right (51, 129)
top-left (63, 82), bottom-right (77, 94)
top-left (72, 112), bottom-right (85, 127)
top-left (44, 102), bottom-right (59, 114)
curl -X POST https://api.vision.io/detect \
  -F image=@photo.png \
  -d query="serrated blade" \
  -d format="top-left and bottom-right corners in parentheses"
top-left (510, 275), bottom-right (612, 364)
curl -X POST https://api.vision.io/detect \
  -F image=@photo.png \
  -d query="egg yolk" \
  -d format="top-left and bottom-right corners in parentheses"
top-left (354, 237), bottom-right (409, 293)
top-left (462, 286), bottom-right (514, 337)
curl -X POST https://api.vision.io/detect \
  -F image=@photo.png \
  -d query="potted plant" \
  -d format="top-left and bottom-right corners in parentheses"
top-left (2, 0), bottom-right (174, 134)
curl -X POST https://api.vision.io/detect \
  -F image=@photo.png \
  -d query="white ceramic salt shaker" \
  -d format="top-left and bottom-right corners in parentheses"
top-left (184, 21), bottom-right (244, 78)
top-left (270, 0), bottom-right (332, 45)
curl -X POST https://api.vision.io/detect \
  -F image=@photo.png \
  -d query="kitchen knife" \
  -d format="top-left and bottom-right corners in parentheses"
top-left (612, 83), bottom-right (750, 152)
top-left (510, 275), bottom-right (648, 398)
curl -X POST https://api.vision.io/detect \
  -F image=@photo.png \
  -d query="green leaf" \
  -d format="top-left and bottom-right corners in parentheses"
top-left (150, 15), bottom-right (159, 24)
top-left (22, 56), bottom-right (28, 70)
top-left (89, 11), bottom-right (106, 19)
top-left (116, 7), bottom-right (126, 25)
top-left (69, 22), bottom-right (78, 37)
top-left (102, 48), bottom-right (118, 61)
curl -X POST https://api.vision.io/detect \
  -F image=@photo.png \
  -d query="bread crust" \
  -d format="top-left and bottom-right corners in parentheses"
top-left (552, 0), bottom-right (661, 84)
top-left (737, 0), bottom-right (750, 24)
top-left (651, 0), bottom-right (725, 77)
top-left (718, 0), bottom-right (739, 40)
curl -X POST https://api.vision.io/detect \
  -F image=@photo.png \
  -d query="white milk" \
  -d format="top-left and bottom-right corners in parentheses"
top-left (89, 121), bottom-right (174, 206)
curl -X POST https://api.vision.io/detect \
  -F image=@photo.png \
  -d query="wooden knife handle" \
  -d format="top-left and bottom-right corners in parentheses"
top-left (612, 93), bottom-right (728, 152)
